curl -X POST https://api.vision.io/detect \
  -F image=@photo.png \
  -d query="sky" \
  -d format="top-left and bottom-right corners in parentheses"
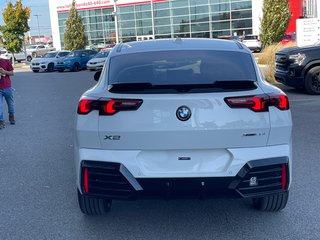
top-left (0, 0), bottom-right (52, 36)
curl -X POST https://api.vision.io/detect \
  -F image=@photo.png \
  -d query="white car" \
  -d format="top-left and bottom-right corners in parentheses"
top-left (242, 35), bottom-right (262, 52)
top-left (0, 49), bottom-right (26, 62)
top-left (30, 51), bottom-right (70, 72)
top-left (75, 39), bottom-right (292, 215)
top-left (86, 49), bottom-right (111, 71)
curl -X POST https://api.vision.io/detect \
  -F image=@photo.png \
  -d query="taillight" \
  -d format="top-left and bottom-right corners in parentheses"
top-left (83, 167), bottom-right (89, 193)
top-left (225, 93), bottom-right (289, 112)
top-left (269, 94), bottom-right (289, 110)
top-left (77, 98), bottom-right (143, 115)
top-left (224, 94), bottom-right (269, 112)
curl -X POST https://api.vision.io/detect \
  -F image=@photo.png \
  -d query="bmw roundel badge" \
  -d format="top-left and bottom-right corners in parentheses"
top-left (176, 106), bottom-right (191, 121)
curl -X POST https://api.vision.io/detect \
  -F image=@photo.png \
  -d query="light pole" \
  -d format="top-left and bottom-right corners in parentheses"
top-left (113, 0), bottom-right (119, 44)
top-left (33, 14), bottom-right (42, 43)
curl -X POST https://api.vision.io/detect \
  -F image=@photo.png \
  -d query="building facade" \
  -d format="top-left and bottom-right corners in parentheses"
top-left (49, 0), bottom-right (265, 50)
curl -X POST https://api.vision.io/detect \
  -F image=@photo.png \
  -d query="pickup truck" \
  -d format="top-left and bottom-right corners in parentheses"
top-left (26, 44), bottom-right (56, 62)
top-left (275, 41), bottom-right (320, 94)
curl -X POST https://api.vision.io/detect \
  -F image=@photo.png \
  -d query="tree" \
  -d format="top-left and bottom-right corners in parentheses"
top-left (0, 1), bottom-right (30, 59)
top-left (260, 0), bottom-right (291, 47)
top-left (64, 0), bottom-right (86, 50)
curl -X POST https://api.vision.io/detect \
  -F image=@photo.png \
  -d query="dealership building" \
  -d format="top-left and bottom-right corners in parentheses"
top-left (48, 0), bottom-right (317, 50)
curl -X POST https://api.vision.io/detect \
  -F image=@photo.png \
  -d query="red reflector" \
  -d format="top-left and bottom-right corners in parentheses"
top-left (281, 164), bottom-right (287, 190)
top-left (83, 168), bottom-right (89, 193)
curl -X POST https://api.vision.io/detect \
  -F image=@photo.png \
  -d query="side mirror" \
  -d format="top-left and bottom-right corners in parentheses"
top-left (94, 70), bottom-right (102, 81)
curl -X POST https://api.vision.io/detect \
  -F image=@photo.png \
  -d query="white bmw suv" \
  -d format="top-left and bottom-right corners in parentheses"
top-left (75, 39), bottom-right (292, 215)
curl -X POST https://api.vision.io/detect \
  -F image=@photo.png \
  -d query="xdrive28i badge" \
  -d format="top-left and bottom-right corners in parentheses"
top-left (176, 106), bottom-right (191, 121)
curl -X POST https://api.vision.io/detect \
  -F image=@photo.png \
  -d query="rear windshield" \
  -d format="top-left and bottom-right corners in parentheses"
top-left (244, 35), bottom-right (258, 40)
top-left (108, 50), bottom-right (256, 87)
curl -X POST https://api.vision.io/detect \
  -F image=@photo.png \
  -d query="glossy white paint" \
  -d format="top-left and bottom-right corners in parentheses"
top-left (75, 39), bottom-right (293, 192)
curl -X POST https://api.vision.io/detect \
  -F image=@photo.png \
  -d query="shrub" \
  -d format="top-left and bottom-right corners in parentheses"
top-left (258, 42), bottom-right (296, 83)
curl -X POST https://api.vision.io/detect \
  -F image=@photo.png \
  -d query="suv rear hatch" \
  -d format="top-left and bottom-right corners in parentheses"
top-left (96, 50), bottom-right (271, 150)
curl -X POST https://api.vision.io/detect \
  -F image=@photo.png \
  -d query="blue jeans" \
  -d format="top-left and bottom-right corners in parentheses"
top-left (0, 87), bottom-right (14, 120)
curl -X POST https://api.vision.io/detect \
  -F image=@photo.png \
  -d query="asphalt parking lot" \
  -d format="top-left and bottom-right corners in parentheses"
top-left (0, 70), bottom-right (319, 239)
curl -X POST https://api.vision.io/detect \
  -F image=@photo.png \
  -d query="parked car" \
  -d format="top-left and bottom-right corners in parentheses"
top-left (86, 49), bottom-right (111, 71)
top-left (242, 35), bottom-right (262, 52)
top-left (26, 44), bottom-right (56, 62)
top-left (281, 33), bottom-right (296, 45)
top-left (275, 40), bottom-right (320, 94)
top-left (55, 50), bottom-right (97, 72)
top-left (75, 39), bottom-right (292, 215)
top-left (0, 49), bottom-right (26, 62)
top-left (30, 51), bottom-right (70, 73)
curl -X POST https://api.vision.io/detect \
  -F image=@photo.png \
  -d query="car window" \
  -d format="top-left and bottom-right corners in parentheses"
top-left (58, 52), bottom-right (70, 57)
top-left (95, 51), bottom-right (110, 58)
top-left (43, 52), bottom-right (57, 58)
top-left (0, 50), bottom-right (7, 54)
top-left (244, 35), bottom-right (258, 40)
top-left (109, 50), bottom-right (256, 86)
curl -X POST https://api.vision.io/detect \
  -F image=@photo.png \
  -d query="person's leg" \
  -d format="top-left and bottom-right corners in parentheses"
top-left (0, 89), bottom-right (5, 129)
top-left (3, 88), bottom-right (15, 124)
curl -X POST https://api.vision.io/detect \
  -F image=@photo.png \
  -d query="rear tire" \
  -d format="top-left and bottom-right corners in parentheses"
top-left (32, 52), bottom-right (37, 58)
top-left (32, 70), bottom-right (39, 73)
top-left (77, 190), bottom-right (112, 215)
top-left (27, 56), bottom-right (32, 62)
top-left (252, 191), bottom-right (289, 211)
top-left (305, 66), bottom-right (320, 95)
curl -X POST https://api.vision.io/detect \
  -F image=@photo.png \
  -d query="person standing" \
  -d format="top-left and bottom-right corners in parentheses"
top-left (0, 57), bottom-right (15, 129)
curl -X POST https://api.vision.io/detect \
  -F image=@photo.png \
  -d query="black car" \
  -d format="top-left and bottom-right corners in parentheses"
top-left (275, 42), bottom-right (320, 94)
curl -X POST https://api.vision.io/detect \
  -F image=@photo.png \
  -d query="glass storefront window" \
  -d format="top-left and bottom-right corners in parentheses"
top-left (231, 10), bottom-right (251, 19)
top-left (191, 22), bottom-right (210, 32)
top-left (155, 25), bottom-right (172, 34)
top-left (57, 0), bottom-right (254, 48)
top-left (232, 19), bottom-right (252, 29)
top-left (231, 1), bottom-right (252, 11)
top-left (173, 24), bottom-right (190, 33)
top-left (190, 5), bottom-right (210, 15)
top-left (154, 9), bottom-right (170, 18)
top-left (136, 19), bottom-right (152, 28)
top-left (190, 0), bottom-right (208, 6)
top-left (172, 15), bottom-right (189, 24)
top-left (154, 2), bottom-right (170, 10)
top-left (191, 14), bottom-right (209, 22)
top-left (154, 18), bottom-right (171, 26)
top-left (212, 21), bottom-right (231, 31)
top-left (211, 3), bottom-right (230, 12)
top-left (172, 7), bottom-right (189, 16)
top-left (171, 0), bottom-right (189, 8)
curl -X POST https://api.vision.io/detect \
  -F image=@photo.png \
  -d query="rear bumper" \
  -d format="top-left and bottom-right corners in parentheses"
top-left (79, 157), bottom-right (289, 200)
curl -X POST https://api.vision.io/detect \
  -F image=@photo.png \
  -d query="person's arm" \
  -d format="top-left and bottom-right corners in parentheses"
top-left (0, 68), bottom-right (14, 76)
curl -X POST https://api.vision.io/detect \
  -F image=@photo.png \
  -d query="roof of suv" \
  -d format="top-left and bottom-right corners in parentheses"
top-left (112, 38), bottom-right (250, 56)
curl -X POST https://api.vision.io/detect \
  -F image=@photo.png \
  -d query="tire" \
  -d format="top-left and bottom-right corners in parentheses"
top-left (17, 60), bottom-right (22, 63)
top-left (77, 190), bottom-right (112, 215)
top-left (32, 70), bottom-right (39, 73)
top-left (252, 191), bottom-right (289, 212)
top-left (71, 63), bottom-right (80, 72)
top-left (47, 63), bottom-right (54, 72)
top-left (10, 57), bottom-right (13, 63)
top-left (27, 56), bottom-right (32, 62)
top-left (58, 69), bottom-right (64, 72)
top-left (32, 52), bottom-right (37, 58)
top-left (304, 66), bottom-right (320, 95)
